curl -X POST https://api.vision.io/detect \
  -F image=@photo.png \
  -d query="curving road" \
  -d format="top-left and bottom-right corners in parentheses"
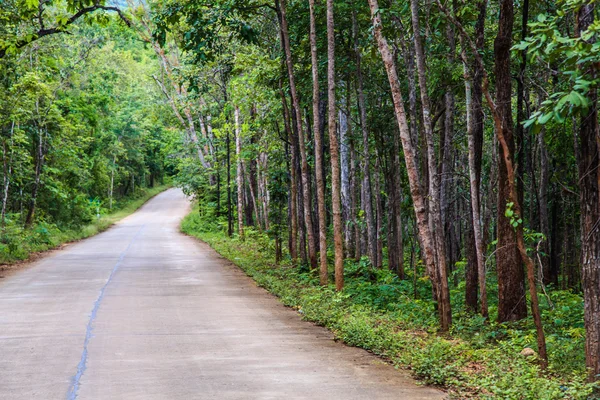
top-left (0, 188), bottom-right (445, 400)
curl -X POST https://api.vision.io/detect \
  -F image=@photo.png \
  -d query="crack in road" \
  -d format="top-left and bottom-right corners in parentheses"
top-left (66, 224), bottom-right (146, 400)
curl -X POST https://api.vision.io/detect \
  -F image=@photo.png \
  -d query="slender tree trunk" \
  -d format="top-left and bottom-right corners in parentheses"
top-left (463, 0), bottom-right (488, 316)
top-left (538, 128), bottom-right (551, 284)
top-left (227, 122), bottom-right (233, 237)
top-left (280, 84), bottom-right (298, 262)
top-left (235, 106), bottom-right (245, 240)
top-left (353, 12), bottom-right (378, 269)
top-left (309, 0), bottom-right (328, 284)
top-left (340, 99), bottom-right (352, 258)
top-left (279, 0), bottom-right (317, 269)
top-left (442, 14), bottom-right (456, 271)
top-left (328, 0), bottom-right (344, 290)
top-left (463, 58), bottom-right (479, 312)
top-left (2, 122), bottom-right (14, 226)
top-left (409, 0), bottom-right (452, 328)
top-left (25, 125), bottom-right (44, 227)
top-left (515, 0), bottom-right (529, 214)
top-left (368, 0), bottom-right (451, 330)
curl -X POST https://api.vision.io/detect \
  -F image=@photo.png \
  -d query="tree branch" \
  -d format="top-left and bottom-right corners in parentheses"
top-left (0, 3), bottom-right (131, 58)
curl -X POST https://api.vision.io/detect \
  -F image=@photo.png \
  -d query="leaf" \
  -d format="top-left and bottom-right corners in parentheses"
top-left (537, 112), bottom-right (554, 125)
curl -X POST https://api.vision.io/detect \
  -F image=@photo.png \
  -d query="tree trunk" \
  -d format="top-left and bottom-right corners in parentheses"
top-left (368, 0), bottom-right (451, 330)
top-left (279, 83), bottom-right (298, 262)
top-left (309, 0), bottom-right (328, 284)
top-left (538, 128), bottom-right (552, 284)
top-left (278, 0), bottom-right (317, 269)
top-left (25, 125), bottom-right (44, 227)
top-left (464, 0), bottom-right (487, 316)
top-left (328, 0), bottom-right (344, 290)
top-left (340, 99), bottom-right (352, 259)
top-left (235, 106), bottom-right (245, 240)
top-left (353, 12), bottom-right (378, 269)
top-left (409, 0), bottom-right (452, 329)
top-left (576, 2), bottom-right (600, 381)
top-left (494, 0), bottom-right (527, 323)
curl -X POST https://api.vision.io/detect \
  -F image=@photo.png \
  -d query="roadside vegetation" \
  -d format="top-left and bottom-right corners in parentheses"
top-left (183, 203), bottom-right (595, 399)
top-left (0, 183), bottom-right (170, 264)
top-left (4, 0), bottom-right (600, 396)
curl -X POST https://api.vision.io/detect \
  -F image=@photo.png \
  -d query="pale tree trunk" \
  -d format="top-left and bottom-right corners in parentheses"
top-left (463, 0), bottom-right (487, 317)
top-left (279, 83), bottom-right (298, 262)
top-left (25, 124), bottom-right (44, 227)
top-left (340, 100), bottom-right (352, 258)
top-left (328, 0), bottom-right (344, 290)
top-left (1, 121), bottom-right (14, 226)
top-left (259, 150), bottom-right (270, 231)
top-left (235, 106), bottom-right (244, 240)
top-left (368, 0), bottom-right (451, 330)
top-left (465, 67), bottom-right (488, 317)
top-left (309, 0), bottom-right (328, 284)
top-left (442, 15), bottom-right (456, 270)
top-left (278, 0), bottom-right (317, 269)
top-left (374, 154), bottom-right (384, 268)
top-left (538, 129), bottom-right (551, 284)
top-left (353, 12), bottom-right (378, 269)
top-left (409, 0), bottom-right (452, 328)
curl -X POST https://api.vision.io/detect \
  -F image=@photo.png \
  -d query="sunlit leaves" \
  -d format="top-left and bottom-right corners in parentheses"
top-left (517, 1), bottom-right (600, 130)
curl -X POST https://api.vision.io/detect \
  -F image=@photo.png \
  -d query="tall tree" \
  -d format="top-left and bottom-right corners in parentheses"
top-left (494, 0), bottom-right (527, 323)
top-left (368, 0), bottom-right (451, 330)
top-left (328, 0), bottom-right (344, 290)
top-left (308, 0), bottom-right (328, 285)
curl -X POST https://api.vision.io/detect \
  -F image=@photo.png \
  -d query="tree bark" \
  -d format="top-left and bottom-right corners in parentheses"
top-left (409, 0), bottom-right (452, 329)
top-left (309, 0), bottom-right (328, 284)
top-left (353, 12), bottom-right (378, 269)
top-left (328, 0), bottom-right (344, 290)
top-left (278, 0), bottom-right (317, 269)
top-left (494, 0), bottom-right (527, 323)
top-left (25, 124), bottom-right (44, 227)
top-left (235, 106), bottom-right (245, 240)
top-left (576, 2), bottom-right (600, 381)
top-left (279, 84), bottom-right (298, 262)
top-left (464, 0), bottom-right (487, 316)
top-left (368, 0), bottom-right (451, 330)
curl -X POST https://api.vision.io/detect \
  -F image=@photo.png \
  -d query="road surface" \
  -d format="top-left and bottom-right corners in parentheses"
top-left (0, 188), bottom-right (445, 399)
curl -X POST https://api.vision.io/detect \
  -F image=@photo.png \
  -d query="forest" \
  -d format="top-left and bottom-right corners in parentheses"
top-left (1, 0), bottom-right (600, 397)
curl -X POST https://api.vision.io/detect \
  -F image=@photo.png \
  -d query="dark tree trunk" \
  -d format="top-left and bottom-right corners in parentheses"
top-left (494, 0), bottom-right (527, 323)
top-left (577, 3), bottom-right (600, 381)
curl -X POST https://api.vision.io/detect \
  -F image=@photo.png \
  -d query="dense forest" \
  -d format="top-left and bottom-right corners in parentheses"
top-left (2, 0), bottom-right (600, 397)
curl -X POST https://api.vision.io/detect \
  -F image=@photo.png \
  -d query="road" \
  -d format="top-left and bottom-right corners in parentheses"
top-left (0, 188), bottom-right (445, 400)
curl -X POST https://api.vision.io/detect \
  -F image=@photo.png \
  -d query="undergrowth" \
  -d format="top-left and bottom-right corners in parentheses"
top-left (182, 205), bottom-right (597, 399)
top-left (0, 183), bottom-right (171, 264)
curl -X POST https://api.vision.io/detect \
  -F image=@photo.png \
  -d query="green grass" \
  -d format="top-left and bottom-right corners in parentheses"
top-left (182, 204), bottom-right (597, 399)
top-left (0, 184), bottom-right (171, 264)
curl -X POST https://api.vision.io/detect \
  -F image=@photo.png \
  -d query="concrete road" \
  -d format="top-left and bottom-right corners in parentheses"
top-left (0, 188), bottom-right (445, 400)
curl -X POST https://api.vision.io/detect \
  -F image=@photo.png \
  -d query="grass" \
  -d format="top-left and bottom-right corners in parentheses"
top-left (0, 183), bottom-right (171, 265)
top-left (182, 204), bottom-right (598, 400)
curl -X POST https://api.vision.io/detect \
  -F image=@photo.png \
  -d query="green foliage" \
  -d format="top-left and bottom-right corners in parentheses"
top-left (182, 204), bottom-right (596, 399)
top-left (0, 184), bottom-right (170, 264)
top-left (517, 0), bottom-right (600, 130)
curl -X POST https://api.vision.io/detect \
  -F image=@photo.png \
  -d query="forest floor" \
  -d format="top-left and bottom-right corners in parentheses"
top-left (0, 183), bottom-right (171, 273)
top-left (182, 204), bottom-right (597, 399)
top-left (0, 188), bottom-right (443, 399)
